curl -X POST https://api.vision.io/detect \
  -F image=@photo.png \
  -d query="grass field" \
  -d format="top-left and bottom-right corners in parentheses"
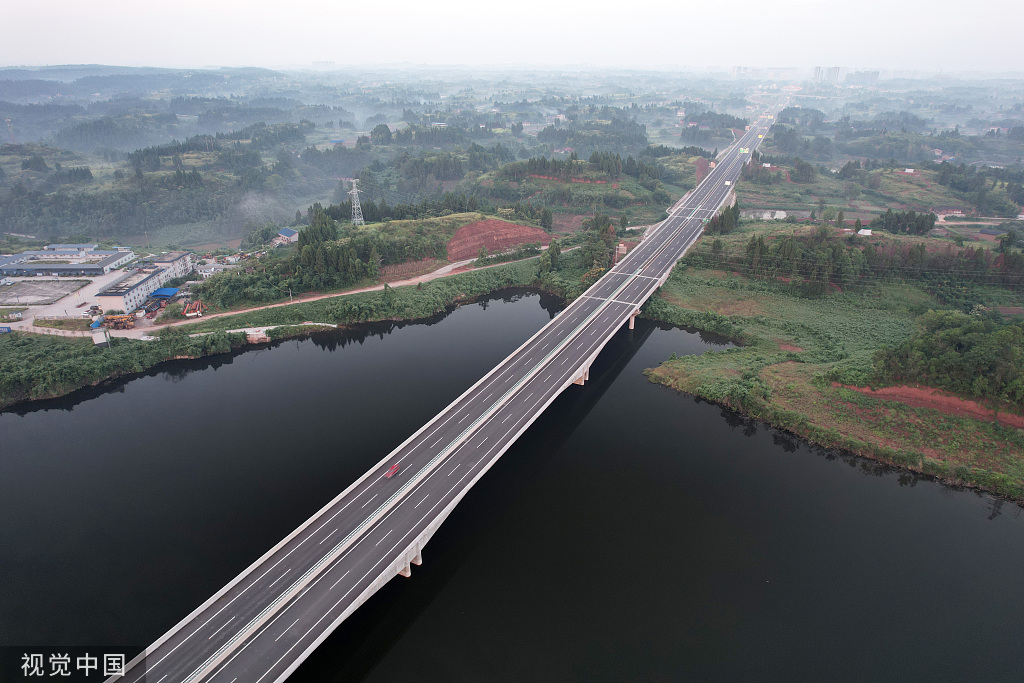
top-left (737, 165), bottom-right (1011, 220)
top-left (642, 224), bottom-right (1024, 500)
top-left (32, 318), bottom-right (93, 331)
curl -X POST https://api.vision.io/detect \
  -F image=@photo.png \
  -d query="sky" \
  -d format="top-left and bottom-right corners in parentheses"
top-left (3, 0), bottom-right (1014, 73)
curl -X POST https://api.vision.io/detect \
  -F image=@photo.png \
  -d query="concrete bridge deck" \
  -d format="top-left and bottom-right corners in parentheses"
top-left (111, 110), bottom-right (778, 683)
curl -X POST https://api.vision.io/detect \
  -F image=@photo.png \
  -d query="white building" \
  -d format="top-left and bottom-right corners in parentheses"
top-left (97, 268), bottom-right (169, 313)
top-left (197, 263), bottom-right (238, 279)
top-left (152, 251), bottom-right (193, 279)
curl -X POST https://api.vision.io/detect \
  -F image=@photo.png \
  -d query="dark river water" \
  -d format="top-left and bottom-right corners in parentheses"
top-left (2, 289), bottom-right (1022, 681)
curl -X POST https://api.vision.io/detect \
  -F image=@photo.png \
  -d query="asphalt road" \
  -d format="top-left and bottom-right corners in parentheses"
top-left (112, 110), bottom-right (779, 683)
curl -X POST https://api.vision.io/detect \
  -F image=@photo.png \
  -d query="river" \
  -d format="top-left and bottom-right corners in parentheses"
top-left (1, 289), bottom-right (1022, 681)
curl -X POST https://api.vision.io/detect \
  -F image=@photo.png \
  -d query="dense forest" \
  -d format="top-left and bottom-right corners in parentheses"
top-left (690, 219), bottom-right (1024, 300)
top-left (873, 311), bottom-right (1024, 405)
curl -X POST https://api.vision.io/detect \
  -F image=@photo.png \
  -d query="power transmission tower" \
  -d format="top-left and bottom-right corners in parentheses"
top-left (349, 179), bottom-right (364, 226)
top-left (5, 119), bottom-right (16, 144)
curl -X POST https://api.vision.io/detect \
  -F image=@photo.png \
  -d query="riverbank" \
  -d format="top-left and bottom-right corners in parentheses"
top-left (0, 259), bottom-right (546, 409)
top-left (641, 263), bottom-right (1024, 501)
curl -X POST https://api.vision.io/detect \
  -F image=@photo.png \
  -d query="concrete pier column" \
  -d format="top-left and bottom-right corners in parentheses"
top-left (573, 366), bottom-right (589, 385)
top-left (399, 563), bottom-right (412, 578)
top-left (412, 550), bottom-right (423, 566)
top-left (628, 311), bottom-right (637, 329)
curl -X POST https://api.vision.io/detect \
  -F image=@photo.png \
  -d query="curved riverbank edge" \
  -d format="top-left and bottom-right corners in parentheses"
top-left (0, 259), bottom-right (552, 411)
top-left (639, 306), bottom-right (1024, 504)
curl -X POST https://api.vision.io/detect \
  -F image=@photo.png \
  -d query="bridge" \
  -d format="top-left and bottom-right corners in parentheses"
top-left (112, 110), bottom-right (777, 683)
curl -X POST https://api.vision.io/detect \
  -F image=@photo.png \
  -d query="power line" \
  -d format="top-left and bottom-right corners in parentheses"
top-left (349, 180), bottom-right (364, 226)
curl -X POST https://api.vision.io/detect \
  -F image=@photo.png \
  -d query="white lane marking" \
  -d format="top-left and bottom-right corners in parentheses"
top-left (541, 342), bottom-right (549, 350)
top-left (360, 494), bottom-right (378, 509)
top-left (208, 617), bottom-right (236, 640)
top-left (415, 495), bottom-right (429, 508)
top-left (458, 413), bottom-right (469, 424)
top-left (136, 596), bottom-right (237, 681)
top-left (255, 471), bottom-right (508, 683)
top-left (163, 137), bottom-right (755, 682)
top-left (318, 528), bottom-right (338, 545)
top-left (274, 619), bottom-right (300, 642)
top-left (501, 413), bottom-right (512, 423)
top-left (431, 436), bottom-right (444, 447)
top-left (158, 676), bottom-right (168, 682)
top-left (544, 374), bottom-right (551, 381)
top-left (576, 342), bottom-right (583, 349)
top-left (202, 141), bottom-right (753, 681)
top-left (561, 357), bottom-right (569, 364)
top-left (526, 392), bottom-right (533, 400)
top-left (267, 570), bottom-right (290, 589)
top-left (375, 529), bottom-right (393, 546)
top-left (329, 570), bottom-right (351, 590)
top-left (448, 464), bottom-right (459, 476)
top-left (484, 392), bottom-right (492, 401)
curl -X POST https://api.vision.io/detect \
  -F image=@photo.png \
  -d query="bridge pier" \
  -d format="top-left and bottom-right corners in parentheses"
top-left (628, 310), bottom-right (638, 330)
top-left (398, 546), bottom-right (424, 578)
top-left (573, 366), bottom-right (590, 385)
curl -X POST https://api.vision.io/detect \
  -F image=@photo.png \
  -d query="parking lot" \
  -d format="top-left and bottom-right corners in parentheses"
top-left (0, 279), bottom-right (90, 305)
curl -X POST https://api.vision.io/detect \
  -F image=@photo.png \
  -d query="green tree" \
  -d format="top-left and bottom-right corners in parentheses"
top-left (548, 239), bottom-right (561, 270)
top-left (370, 124), bottom-right (393, 144)
top-left (540, 207), bottom-right (553, 230)
top-left (368, 245), bottom-right (381, 280)
top-left (999, 229), bottom-right (1018, 253)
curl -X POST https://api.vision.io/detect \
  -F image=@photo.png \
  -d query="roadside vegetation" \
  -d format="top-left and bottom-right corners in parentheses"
top-left (0, 208), bottom-right (632, 409)
top-left (0, 329), bottom-right (245, 408)
top-left (643, 217), bottom-right (1024, 500)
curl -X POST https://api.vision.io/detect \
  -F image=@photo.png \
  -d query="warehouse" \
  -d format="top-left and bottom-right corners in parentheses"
top-left (96, 268), bottom-right (168, 313)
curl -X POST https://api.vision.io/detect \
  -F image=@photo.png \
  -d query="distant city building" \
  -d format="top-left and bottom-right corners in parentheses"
top-left (812, 66), bottom-right (843, 83)
top-left (845, 71), bottom-right (880, 86)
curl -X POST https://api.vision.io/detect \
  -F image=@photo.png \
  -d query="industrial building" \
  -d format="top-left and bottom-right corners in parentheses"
top-left (96, 268), bottom-right (169, 313)
top-left (0, 245), bottom-right (135, 276)
top-left (152, 251), bottom-right (194, 279)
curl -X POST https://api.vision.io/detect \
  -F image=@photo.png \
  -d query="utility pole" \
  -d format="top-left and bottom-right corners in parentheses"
top-left (349, 179), bottom-right (364, 226)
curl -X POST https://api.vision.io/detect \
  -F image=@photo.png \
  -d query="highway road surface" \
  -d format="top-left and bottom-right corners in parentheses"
top-left (111, 108), bottom-right (779, 683)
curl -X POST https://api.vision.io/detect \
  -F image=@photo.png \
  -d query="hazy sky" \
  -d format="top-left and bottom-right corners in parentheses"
top-left (3, 0), bottom-right (1014, 72)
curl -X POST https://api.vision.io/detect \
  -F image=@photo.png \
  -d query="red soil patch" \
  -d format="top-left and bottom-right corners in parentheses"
top-left (382, 258), bottom-right (443, 280)
top-left (446, 219), bottom-right (551, 261)
top-left (834, 383), bottom-right (1024, 429)
top-left (997, 306), bottom-right (1024, 317)
top-left (694, 158), bottom-right (710, 183)
top-left (778, 343), bottom-right (804, 352)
